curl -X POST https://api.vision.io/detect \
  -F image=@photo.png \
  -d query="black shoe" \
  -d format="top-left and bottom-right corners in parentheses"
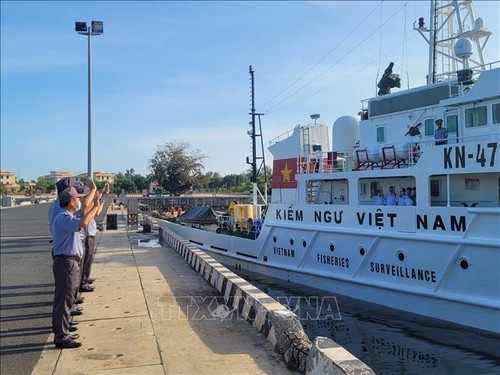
top-left (55, 338), bottom-right (81, 349)
top-left (70, 334), bottom-right (80, 340)
top-left (79, 284), bottom-right (94, 292)
top-left (70, 320), bottom-right (79, 326)
top-left (69, 326), bottom-right (78, 332)
top-left (88, 278), bottom-right (96, 284)
top-left (70, 309), bottom-right (83, 316)
top-left (75, 296), bottom-right (84, 304)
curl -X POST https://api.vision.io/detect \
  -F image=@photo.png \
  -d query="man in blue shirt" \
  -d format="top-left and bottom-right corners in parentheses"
top-left (434, 119), bottom-right (448, 145)
top-left (52, 184), bottom-right (101, 349)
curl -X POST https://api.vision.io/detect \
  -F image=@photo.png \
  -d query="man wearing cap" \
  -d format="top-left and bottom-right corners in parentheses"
top-left (434, 119), bottom-right (448, 145)
top-left (79, 182), bottom-right (108, 292)
top-left (52, 184), bottom-right (101, 349)
top-left (49, 177), bottom-right (85, 328)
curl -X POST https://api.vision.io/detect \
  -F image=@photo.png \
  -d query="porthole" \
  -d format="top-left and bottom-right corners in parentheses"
top-left (397, 251), bottom-right (405, 261)
top-left (302, 240), bottom-right (307, 248)
top-left (359, 247), bottom-right (366, 256)
top-left (290, 238), bottom-right (294, 246)
top-left (273, 236), bottom-right (277, 243)
top-left (458, 257), bottom-right (469, 270)
top-left (329, 243), bottom-right (335, 252)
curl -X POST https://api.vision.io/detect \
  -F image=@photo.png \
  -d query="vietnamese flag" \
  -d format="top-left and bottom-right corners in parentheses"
top-left (272, 158), bottom-right (297, 188)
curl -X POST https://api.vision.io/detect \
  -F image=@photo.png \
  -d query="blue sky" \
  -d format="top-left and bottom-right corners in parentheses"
top-left (2, 1), bottom-right (499, 182)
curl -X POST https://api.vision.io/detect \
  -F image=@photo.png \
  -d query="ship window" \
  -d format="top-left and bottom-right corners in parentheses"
top-left (465, 106), bottom-right (487, 127)
top-left (424, 118), bottom-right (434, 136)
top-left (446, 114), bottom-right (458, 133)
top-left (430, 179), bottom-right (440, 196)
top-left (493, 103), bottom-right (500, 124)
top-left (376, 126), bottom-right (385, 142)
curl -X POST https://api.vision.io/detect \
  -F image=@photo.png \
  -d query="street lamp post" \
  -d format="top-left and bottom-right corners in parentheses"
top-left (310, 113), bottom-right (320, 125)
top-left (75, 21), bottom-right (103, 178)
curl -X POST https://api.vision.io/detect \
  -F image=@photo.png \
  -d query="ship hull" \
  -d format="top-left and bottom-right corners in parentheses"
top-left (162, 202), bottom-right (500, 335)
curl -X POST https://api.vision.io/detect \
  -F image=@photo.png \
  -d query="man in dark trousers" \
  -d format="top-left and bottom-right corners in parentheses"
top-left (79, 182), bottom-right (108, 292)
top-left (51, 184), bottom-right (101, 348)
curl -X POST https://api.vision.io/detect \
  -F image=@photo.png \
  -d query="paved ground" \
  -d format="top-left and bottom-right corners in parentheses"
top-left (23, 207), bottom-right (294, 375)
top-left (0, 203), bottom-right (62, 375)
top-left (0, 200), bottom-right (111, 374)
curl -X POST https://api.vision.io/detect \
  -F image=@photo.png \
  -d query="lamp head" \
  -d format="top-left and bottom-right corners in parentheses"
top-left (75, 22), bottom-right (88, 32)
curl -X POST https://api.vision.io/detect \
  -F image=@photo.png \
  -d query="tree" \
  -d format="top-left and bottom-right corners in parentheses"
top-left (149, 141), bottom-right (205, 196)
top-left (244, 165), bottom-right (271, 194)
top-left (132, 174), bottom-right (149, 191)
top-left (18, 179), bottom-right (26, 194)
top-left (36, 177), bottom-right (54, 194)
top-left (113, 178), bottom-right (136, 194)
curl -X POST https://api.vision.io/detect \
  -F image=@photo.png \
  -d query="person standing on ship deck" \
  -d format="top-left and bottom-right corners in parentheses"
top-left (386, 186), bottom-right (398, 206)
top-left (407, 187), bottom-right (416, 206)
top-left (374, 188), bottom-right (386, 205)
top-left (434, 119), bottom-right (448, 145)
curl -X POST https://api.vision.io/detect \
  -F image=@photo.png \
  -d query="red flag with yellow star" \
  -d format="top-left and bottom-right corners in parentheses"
top-left (272, 158), bottom-right (297, 188)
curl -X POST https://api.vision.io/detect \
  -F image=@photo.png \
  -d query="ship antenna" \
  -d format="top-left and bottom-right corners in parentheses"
top-left (247, 66), bottom-right (268, 219)
top-left (415, 0), bottom-right (493, 84)
top-left (431, 0), bottom-right (438, 83)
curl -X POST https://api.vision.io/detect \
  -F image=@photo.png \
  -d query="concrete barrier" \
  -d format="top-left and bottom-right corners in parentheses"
top-left (143, 214), bottom-right (159, 230)
top-left (159, 226), bottom-right (375, 374)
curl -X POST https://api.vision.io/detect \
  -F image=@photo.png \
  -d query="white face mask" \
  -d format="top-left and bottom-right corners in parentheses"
top-left (77, 201), bottom-right (82, 210)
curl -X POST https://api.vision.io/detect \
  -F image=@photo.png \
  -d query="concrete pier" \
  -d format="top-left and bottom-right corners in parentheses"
top-left (30, 208), bottom-right (374, 374)
top-left (31, 209), bottom-right (293, 374)
top-left (159, 225), bottom-right (375, 374)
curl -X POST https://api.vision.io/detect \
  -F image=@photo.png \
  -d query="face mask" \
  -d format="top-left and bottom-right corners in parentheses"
top-left (77, 201), bottom-right (82, 210)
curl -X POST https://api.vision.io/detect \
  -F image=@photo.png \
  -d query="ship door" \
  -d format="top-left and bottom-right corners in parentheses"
top-left (445, 111), bottom-right (458, 144)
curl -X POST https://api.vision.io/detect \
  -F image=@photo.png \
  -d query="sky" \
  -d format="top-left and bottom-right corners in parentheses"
top-left (1, 1), bottom-right (499, 182)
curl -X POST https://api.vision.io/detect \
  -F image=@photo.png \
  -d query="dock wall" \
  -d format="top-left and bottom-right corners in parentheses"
top-left (159, 226), bottom-right (374, 374)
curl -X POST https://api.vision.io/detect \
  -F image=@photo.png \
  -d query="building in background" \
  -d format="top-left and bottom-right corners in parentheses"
top-left (0, 170), bottom-right (19, 193)
top-left (44, 170), bottom-right (73, 185)
top-left (74, 171), bottom-right (115, 185)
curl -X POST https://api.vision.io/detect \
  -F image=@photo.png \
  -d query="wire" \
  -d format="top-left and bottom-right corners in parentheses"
top-left (259, 1), bottom-right (384, 112)
top-left (263, 3), bottom-right (409, 114)
top-left (265, 33), bottom-right (420, 115)
top-left (375, 1), bottom-right (384, 96)
top-left (262, 1), bottom-right (404, 114)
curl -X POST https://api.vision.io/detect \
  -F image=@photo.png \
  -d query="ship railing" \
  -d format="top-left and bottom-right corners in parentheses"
top-left (296, 151), bottom-right (342, 175)
top-left (296, 131), bottom-right (498, 174)
top-left (269, 128), bottom-right (295, 145)
top-left (216, 214), bottom-right (262, 238)
top-left (436, 60), bottom-right (500, 85)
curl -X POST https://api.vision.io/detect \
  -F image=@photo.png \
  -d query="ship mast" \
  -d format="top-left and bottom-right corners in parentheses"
top-left (247, 65), bottom-right (267, 219)
top-left (415, 0), bottom-right (492, 84)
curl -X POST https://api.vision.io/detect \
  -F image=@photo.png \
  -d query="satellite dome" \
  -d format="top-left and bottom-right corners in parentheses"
top-left (455, 38), bottom-right (473, 59)
top-left (332, 116), bottom-right (359, 152)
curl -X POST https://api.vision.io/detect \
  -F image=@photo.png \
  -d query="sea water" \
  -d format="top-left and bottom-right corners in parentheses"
top-left (234, 268), bottom-right (500, 375)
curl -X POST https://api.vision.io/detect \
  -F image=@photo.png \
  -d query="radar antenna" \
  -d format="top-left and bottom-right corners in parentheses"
top-left (247, 66), bottom-right (268, 218)
top-left (414, 0), bottom-right (492, 83)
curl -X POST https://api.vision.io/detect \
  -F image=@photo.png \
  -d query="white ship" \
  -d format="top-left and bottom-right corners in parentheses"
top-left (163, 0), bottom-right (500, 334)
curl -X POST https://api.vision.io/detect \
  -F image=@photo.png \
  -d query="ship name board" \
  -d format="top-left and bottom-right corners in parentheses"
top-left (317, 254), bottom-right (350, 268)
top-left (370, 262), bottom-right (437, 283)
top-left (275, 208), bottom-right (304, 221)
top-left (307, 209), bottom-right (466, 232)
top-left (273, 247), bottom-right (295, 258)
top-left (275, 209), bottom-right (466, 232)
top-left (444, 142), bottom-right (497, 169)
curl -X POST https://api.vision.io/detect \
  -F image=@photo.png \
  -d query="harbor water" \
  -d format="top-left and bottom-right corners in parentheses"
top-left (233, 268), bottom-right (500, 375)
